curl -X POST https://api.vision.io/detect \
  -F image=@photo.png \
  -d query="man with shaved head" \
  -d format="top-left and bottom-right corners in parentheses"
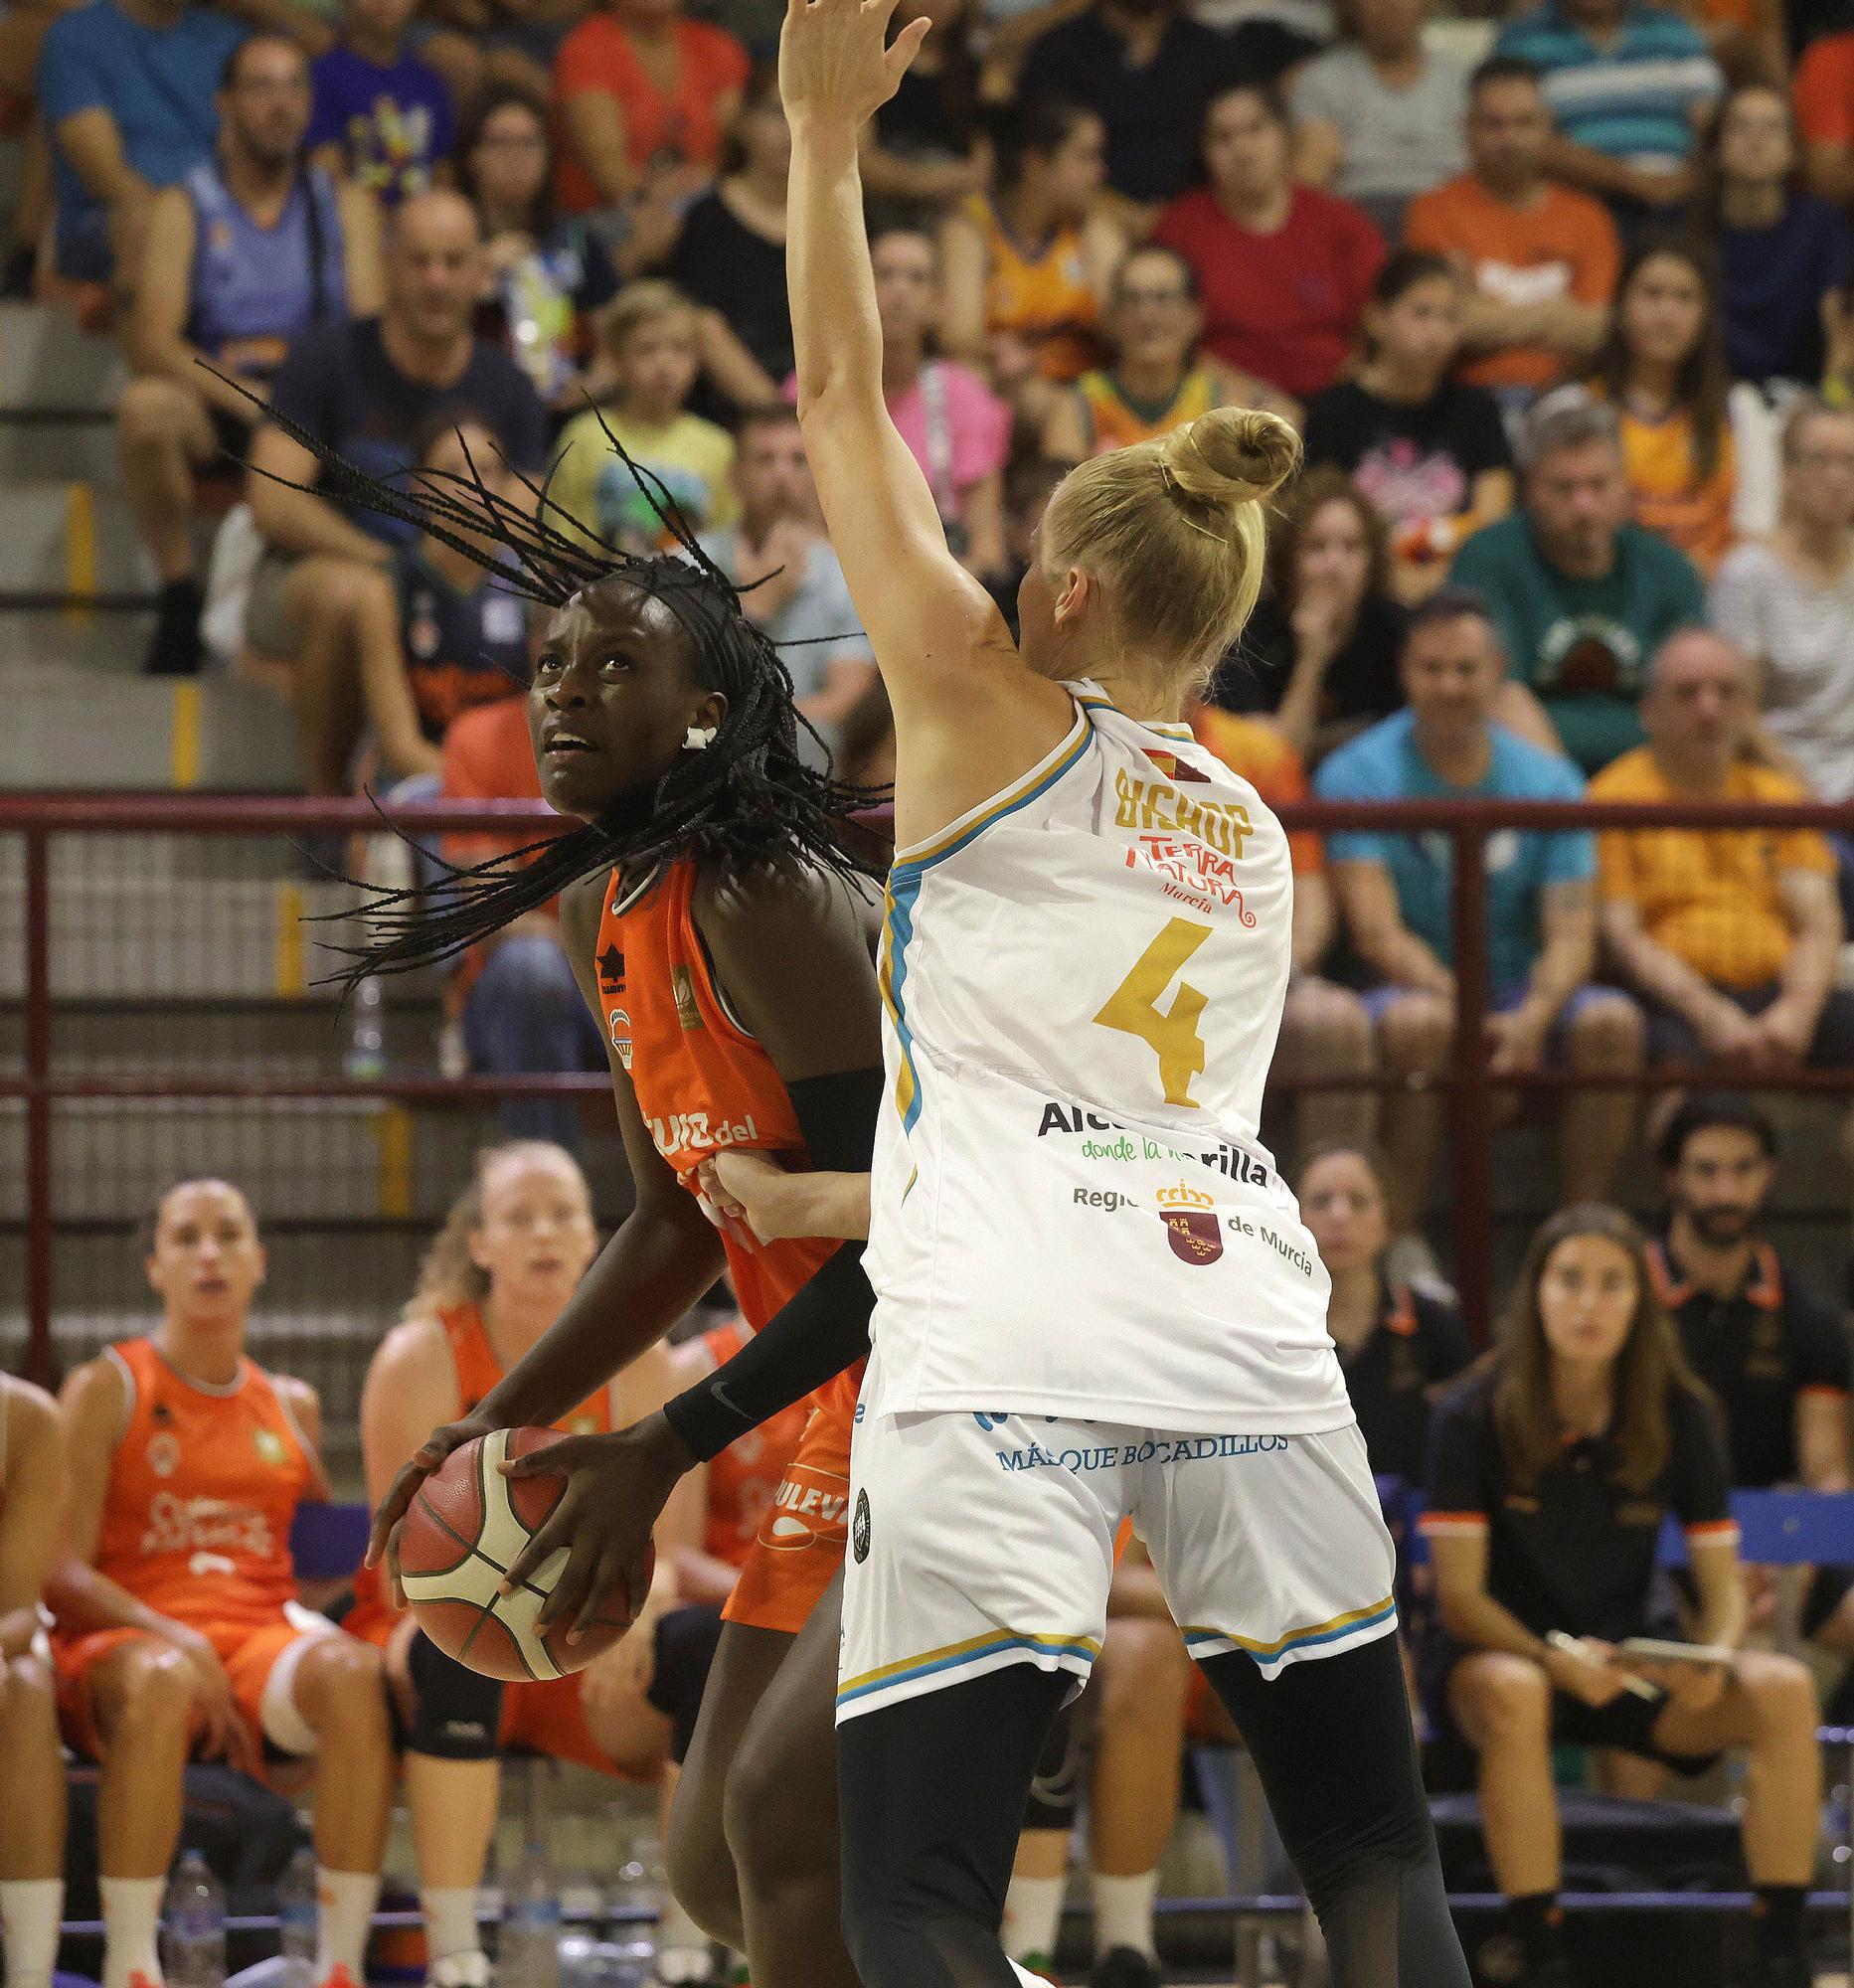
top-left (1591, 628), bottom-right (1854, 1069)
top-left (47, 1179), bottom-right (395, 1988)
top-left (243, 189), bottom-right (548, 790)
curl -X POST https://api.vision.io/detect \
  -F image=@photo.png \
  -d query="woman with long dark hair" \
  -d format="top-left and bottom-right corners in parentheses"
top-left (1690, 79), bottom-right (1853, 388)
top-left (327, 413), bottom-right (891, 1988)
top-left (1585, 235), bottom-right (1741, 576)
top-left (1424, 1204), bottom-right (1822, 1988)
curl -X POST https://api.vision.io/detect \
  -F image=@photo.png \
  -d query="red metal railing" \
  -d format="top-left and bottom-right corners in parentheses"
top-left (5, 791), bottom-right (1853, 1379)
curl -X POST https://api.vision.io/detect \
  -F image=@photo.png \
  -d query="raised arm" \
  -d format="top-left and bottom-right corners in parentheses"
top-left (782, 0), bottom-right (1073, 846)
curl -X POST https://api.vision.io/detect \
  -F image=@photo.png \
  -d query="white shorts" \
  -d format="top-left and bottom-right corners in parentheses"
top-left (837, 1410), bottom-right (1397, 1724)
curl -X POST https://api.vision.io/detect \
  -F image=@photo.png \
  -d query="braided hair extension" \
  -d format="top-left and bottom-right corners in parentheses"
top-left (241, 391), bottom-right (885, 994)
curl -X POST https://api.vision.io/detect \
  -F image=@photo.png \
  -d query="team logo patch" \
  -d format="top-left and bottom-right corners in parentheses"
top-left (759, 1461), bottom-right (850, 1553)
top-left (608, 1007), bottom-right (633, 1071)
top-left (852, 1489), bottom-right (871, 1564)
top-left (595, 944), bottom-right (625, 993)
top-left (672, 965), bottom-right (703, 1032)
top-left (1157, 1182), bottom-right (1222, 1267)
top-left (146, 1431), bottom-right (181, 1478)
top-left (253, 1428), bottom-right (286, 1466)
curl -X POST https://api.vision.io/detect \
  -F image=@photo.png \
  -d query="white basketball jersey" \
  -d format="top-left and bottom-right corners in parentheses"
top-left (864, 682), bottom-right (1351, 1434)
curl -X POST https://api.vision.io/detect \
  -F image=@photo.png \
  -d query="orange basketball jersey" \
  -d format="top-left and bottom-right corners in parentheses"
top-left (700, 1321), bottom-right (810, 1570)
top-left (84, 1339), bottom-right (322, 1634)
top-left (595, 857), bottom-right (837, 1329)
top-left (348, 1302), bottom-right (612, 1642)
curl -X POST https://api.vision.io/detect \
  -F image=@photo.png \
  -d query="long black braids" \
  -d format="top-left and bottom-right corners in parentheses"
top-left (242, 390), bottom-right (886, 996)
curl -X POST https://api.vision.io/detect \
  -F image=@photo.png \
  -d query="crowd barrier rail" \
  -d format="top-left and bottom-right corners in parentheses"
top-left (6, 790), bottom-right (1854, 1377)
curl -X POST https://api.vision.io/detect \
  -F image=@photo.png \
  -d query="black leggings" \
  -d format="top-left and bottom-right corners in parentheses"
top-left (836, 1633), bottom-right (1469, 1988)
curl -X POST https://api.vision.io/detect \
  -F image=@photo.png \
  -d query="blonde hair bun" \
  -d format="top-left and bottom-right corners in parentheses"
top-left (1158, 406), bottom-right (1301, 511)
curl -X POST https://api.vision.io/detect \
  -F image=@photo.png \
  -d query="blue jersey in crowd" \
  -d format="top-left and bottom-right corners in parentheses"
top-left (184, 162), bottom-right (348, 385)
top-left (395, 546), bottom-right (531, 743)
top-left (1315, 710), bottom-right (1595, 992)
top-left (39, 0), bottom-right (245, 278)
top-left (1491, 0), bottom-right (1720, 173)
top-left (307, 44), bottom-right (453, 205)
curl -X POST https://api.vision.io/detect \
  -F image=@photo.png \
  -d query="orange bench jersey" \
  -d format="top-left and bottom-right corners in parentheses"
top-left (83, 1338), bottom-right (322, 1634)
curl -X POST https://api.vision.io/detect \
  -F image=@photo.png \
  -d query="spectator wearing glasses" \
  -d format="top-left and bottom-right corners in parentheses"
top-left (1403, 58), bottom-right (1618, 404)
top-left (1650, 1094), bottom-right (1854, 1660)
top-left (1590, 627), bottom-right (1854, 1070)
top-left (116, 33), bottom-right (382, 678)
top-left (1315, 590), bottom-right (1644, 1239)
top-left (1424, 1203), bottom-right (1822, 1988)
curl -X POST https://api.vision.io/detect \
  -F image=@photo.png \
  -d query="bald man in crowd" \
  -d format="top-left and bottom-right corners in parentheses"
top-left (1590, 629), bottom-right (1854, 1071)
top-left (243, 189), bottom-right (548, 793)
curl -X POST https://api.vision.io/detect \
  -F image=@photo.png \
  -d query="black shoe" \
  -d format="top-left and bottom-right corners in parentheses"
top-left (1088, 1949), bottom-right (1161, 1988)
top-left (1754, 1955), bottom-right (1814, 1988)
top-left (142, 577), bottom-right (205, 676)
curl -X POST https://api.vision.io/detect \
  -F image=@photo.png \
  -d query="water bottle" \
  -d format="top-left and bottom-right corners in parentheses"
top-left (499, 1840), bottom-right (561, 1988)
top-left (556, 1869), bottom-right (601, 1988)
top-left (276, 1847), bottom-right (318, 1988)
top-left (604, 1843), bottom-right (658, 1988)
top-left (163, 1849), bottom-right (228, 1988)
top-left (343, 973), bottom-right (387, 1079)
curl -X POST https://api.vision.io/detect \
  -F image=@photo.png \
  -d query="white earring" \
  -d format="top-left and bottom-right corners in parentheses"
top-left (684, 725), bottom-right (717, 751)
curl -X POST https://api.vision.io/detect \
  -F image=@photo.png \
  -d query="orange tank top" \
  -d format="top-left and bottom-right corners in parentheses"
top-left (348, 1302), bottom-right (614, 1638)
top-left (595, 857), bottom-right (837, 1329)
top-left (963, 195), bottom-right (1103, 383)
top-left (1076, 365), bottom-right (1218, 454)
top-left (699, 1320), bottom-right (810, 1569)
top-left (86, 1339), bottom-right (321, 1633)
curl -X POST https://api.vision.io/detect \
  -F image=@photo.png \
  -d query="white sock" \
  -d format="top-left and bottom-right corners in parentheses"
top-left (1091, 1868), bottom-right (1159, 1959)
top-left (0, 1878), bottom-right (64, 1988)
top-left (100, 1875), bottom-right (164, 1988)
top-left (1000, 1873), bottom-right (1066, 1966)
top-left (419, 1886), bottom-right (481, 1964)
top-left (314, 1868), bottom-right (381, 1985)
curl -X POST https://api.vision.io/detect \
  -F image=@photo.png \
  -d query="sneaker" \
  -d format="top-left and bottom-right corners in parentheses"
top-left (142, 577), bottom-right (205, 676)
top-left (1087, 1949), bottom-right (1160, 1988)
top-left (429, 1953), bottom-right (492, 1988)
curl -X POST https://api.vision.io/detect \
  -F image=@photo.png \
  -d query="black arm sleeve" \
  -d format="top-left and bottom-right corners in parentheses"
top-left (660, 1066), bottom-right (882, 1463)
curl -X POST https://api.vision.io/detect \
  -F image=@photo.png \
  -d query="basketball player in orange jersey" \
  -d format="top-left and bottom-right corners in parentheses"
top-left (0, 1373), bottom-right (69, 1988)
top-left (48, 1179), bottom-right (395, 1988)
top-left (279, 427), bottom-right (890, 1988)
top-left (351, 1140), bottom-right (802, 1988)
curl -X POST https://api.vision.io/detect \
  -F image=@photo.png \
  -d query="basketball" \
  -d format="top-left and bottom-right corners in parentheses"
top-left (396, 1427), bottom-right (653, 1682)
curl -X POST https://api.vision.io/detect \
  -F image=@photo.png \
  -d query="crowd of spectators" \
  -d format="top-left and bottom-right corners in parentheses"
top-left (6, 0), bottom-right (1854, 1286)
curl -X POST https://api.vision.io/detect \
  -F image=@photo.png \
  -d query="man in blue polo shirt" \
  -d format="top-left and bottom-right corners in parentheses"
top-left (1492, 0), bottom-right (1720, 222)
top-left (1315, 588), bottom-right (1644, 1239)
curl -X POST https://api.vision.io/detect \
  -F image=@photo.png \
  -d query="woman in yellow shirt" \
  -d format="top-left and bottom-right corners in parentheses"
top-left (1587, 237), bottom-right (1739, 577)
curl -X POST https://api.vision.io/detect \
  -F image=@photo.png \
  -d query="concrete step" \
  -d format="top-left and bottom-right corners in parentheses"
top-left (0, 482), bottom-right (156, 597)
top-left (0, 872), bottom-right (360, 998)
top-left (0, 607), bottom-right (156, 673)
top-left (0, 302), bottom-right (125, 414)
top-left (0, 659), bottom-right (301, 789)
top-left (0, 415), bottom-right (120, 487)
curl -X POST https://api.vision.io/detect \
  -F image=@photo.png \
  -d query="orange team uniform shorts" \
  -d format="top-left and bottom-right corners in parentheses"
top-left (54, 1616), bottom-right (309, 1759)
top-left (722, 1378), bottom-right (856, 1636)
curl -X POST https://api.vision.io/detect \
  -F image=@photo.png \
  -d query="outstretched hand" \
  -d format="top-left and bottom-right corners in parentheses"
top-left (495, 1413), bottom-right (695, 1640)
top-left (364, 1409), bottom-right (501, 1589)
top-left (779, 0), bottom-right (930, 131)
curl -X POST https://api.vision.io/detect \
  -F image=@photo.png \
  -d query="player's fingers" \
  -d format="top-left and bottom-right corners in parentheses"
top-left (386, 1527), bottom-right (407, 1611)
top-left (884, 12), bottom-right (930, 75)
top-left (499, 1506), bottom-right (575, 1594)
top-left (568, 1543), bottom-right (630, 1642)
top-left (366, 1461), bottom-right (427, 1567)
top-left (536, 1533), bottom-right (599, 1633)
top-left (498, 1433), bottom-right (595, 1478)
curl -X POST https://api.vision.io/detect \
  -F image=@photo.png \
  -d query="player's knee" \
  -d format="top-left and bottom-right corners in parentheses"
top-left (1734, 1650), bottom-right (1818, 1739)
top-left (1100, 1617), bottom-right (1191, 1724)
top-left (0, 1650), bottom-right (56, 1724)
top-left (107, 1641), bottom-right (198, 1740)
top-left (665, 1774), bottom-right (744, 1948)
top-left (298, 1635), bottom-right (392, 1739)
top-left (405, 1629), bottom-right (503, 1760)
top-left (1283, 978), bottom-right (1374, 1067)
top-left (116, 376), bottom-right (192, 449)
top-left (721, 1723), bottom-right (807, 1892)
top-left (1464, 1654), bottom-right (1551, 1742)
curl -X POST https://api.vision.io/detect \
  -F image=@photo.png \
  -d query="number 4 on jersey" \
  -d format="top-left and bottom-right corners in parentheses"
top-left (1094, 917), bottom-right (1213, 1108)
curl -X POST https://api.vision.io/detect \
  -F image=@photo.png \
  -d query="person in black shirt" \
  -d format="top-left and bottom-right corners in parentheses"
top-left (1297, 1143), bottom-right (1469, 1487)
top-left (1423, 1204), bottom-right (1822, 1988)
top-left (243, 190), bottom-right (548, 793)
top-left (1651, 1092), bottom-right (1854, 1654)
top-left (1210, 466), bottom-right (1408, 765)
top-left (1302, 251), bottom-right (1514, 606)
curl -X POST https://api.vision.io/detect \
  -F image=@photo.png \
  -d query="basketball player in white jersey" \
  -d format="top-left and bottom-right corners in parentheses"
top-left (770, 2), bottom-right (1473, 1982)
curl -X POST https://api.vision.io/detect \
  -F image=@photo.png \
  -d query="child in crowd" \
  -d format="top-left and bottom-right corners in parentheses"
top-left (549, 280), bottom-right (740, 551)
top-left (1302, 251), bottom-right (1514, 602)
top-left (308, 0), bottom-right (456, 206)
